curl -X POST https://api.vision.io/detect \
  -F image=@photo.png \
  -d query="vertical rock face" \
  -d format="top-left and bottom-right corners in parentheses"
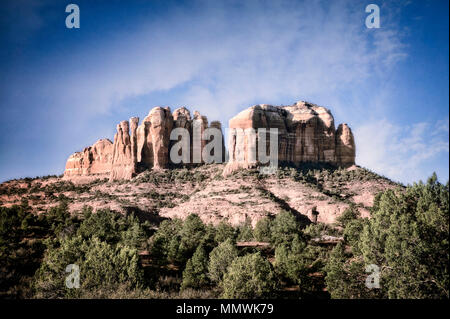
top-left (64, 139), bottom-right (114, 178)
top-left (209, 121), bottom-right (226, 163)
top-left (64, 106), bottom-right (223, 180)
top-left (335, 123), bottom-right (356, 167)
top-left (225, 101), bottom-right (355, 174)
top-left (110, 119), bottom-right (137, 180)
top-left (172, 107), bottom-right (193, 163)
top-left (228, 104), bottom-right (287, 163)
top-left (173, 107), bottom-right (192, 130)
top-left (63, 101), bottom-right (355, 180)
top-left (193, 111), bottom-right (209, 164)
top-left (136, 107), bottom-right (173, 171)
top-left (283, 101), bottom-right (336, 163)
top-left (89, 139), bottom-right (115, 175)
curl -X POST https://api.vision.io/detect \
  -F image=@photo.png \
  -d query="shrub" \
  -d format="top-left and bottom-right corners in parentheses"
top-left (33, 236), bottom-right (143, 298)
top-left (181, 245), bottom-right (209, 290)
top-left (270, 210), bottom-right (301, 246)
top-left (253, 217), bottom-right (272, 242)
top-left (221, 253), bottom-right (277, 298)
top-left (208, 239), bottom-right (238, 283)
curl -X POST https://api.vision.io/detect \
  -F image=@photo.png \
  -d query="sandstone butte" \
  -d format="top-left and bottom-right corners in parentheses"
top-left (63, 101), bottom-right (356, 180)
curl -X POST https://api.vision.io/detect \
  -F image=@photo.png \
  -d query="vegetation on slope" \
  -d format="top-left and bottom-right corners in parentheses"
top-left (0, 169), bottom-right (448, 299)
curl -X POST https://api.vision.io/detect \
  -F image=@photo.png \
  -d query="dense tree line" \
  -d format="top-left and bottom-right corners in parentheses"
top-left (326, 174), bottom-right (449, 299)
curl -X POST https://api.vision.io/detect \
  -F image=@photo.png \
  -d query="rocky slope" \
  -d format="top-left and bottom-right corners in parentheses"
top-left (0, 164), bottom-right (399, 226)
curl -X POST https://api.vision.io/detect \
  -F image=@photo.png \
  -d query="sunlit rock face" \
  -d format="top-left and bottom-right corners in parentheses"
top-left (64, 139), bottom-right (114, 178)
top-left (63, 101), bottom-right (355, 180)
top-left (64, 106), bottom-right (223, 180)
top-left (136, 107), bottom-right (173, 173)
top-left (110, 119), bottom-right (136, 180)
top-left (335, 123), bottom-right (356, 167)
top-left (224, 101), bottom-right (355, 175)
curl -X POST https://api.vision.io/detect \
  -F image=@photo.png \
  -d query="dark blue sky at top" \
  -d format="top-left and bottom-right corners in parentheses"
top-left (0, 0), bottom-right (448, 184)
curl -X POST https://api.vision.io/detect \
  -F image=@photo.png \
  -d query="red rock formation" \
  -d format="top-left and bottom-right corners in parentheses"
top-left (209, 121), bottom-right (226, 163)
top-left (193, 112), bottom-right (209, 164)
top-left (63, 101), bottom-right (354, 180)
top-left (225, 101), bottom-right (355, 175)
top-left (110, 119), bottom-right (137, 180)
top-left (136, 107), bottom-right (173, 171)
top-left (64, 139), bottom-right (113, 178)
top-left (335, 123), bottom-right (356, 167)
top-left (64, 106), bottom-right (222, 180)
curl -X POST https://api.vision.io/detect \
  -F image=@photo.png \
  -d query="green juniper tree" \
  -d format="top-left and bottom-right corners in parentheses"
top-left (208, 239), bottom-right (238, 284)
top-left (181, 245), bottom-right (209, 290)
top-left (221, 252), bottom-right (278, 298)
top-left (326, 174), bottom-right (449, 299)
top-left (254, 217), bottom-right (272, 242)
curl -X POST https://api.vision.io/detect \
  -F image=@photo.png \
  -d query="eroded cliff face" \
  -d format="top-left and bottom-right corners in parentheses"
top-left (335, 123), bottom-right (356, 167)
top-left (64, 139), bottom-right (114, 178)
top-left (110, 119), bottom-right (136, 180)
top-left (63, 101), bottom-right (356, 180)
top-left (136, 107), bottom-right (173, 172)
top-left (225, 101), bottom-right (355, 175)
top-left (64, 106), bottom-right (222, 180)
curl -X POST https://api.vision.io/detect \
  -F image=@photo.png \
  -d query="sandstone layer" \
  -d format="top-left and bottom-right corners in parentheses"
top-left (64, 106), bottom-right (223, 181)
top-left (64, 139), bottom-right (114, 178)
top-left (64, 101), bottom-right (356, 180)
top-left (225, 101), bottom-right (355, 175)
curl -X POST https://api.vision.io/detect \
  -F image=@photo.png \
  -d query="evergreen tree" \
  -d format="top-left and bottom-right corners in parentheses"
top-left (221, 253), bottom-right (278, 298)
top-left (179, 214), bottom-right (206, 262)
top-left (360, 175), bottom-right (449, 298)
top-left (270, 210), bottom-right (301, 246)
top-left (148, 218), bottom-right (183, 265)
top-left (33, 236), bottom-right (143, 298)
top-left (214, 221), bottom-right (236, 243)
top-left (254, 217), bottom-right (272, 242)
top-left (325, 242), bottom-right (377, 299)
top-left (274, 235), bottom-right (324, 295)
top-left (181, 245), bottom-right (209, 290)
top-left (236, 218), bottom-right (254, 242)
top-left (208, 239), bottom-right (238, 283)
top-left (326, 175), bottom-right (449, 299)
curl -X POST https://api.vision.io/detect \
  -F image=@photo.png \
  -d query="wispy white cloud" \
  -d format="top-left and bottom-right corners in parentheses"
top-left (354, 118), bottom-right (449, 184)
top-left (34, 0), bottom-right (406, 122)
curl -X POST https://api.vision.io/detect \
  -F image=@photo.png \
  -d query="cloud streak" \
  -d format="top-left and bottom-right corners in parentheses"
top-left (29, 0), bottom-right (406, 121)
top-left (355, 118), bottom-right (449, 184)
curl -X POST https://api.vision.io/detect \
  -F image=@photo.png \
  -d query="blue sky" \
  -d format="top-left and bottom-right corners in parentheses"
top-left (0, 0), bottom-right (448, 184)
